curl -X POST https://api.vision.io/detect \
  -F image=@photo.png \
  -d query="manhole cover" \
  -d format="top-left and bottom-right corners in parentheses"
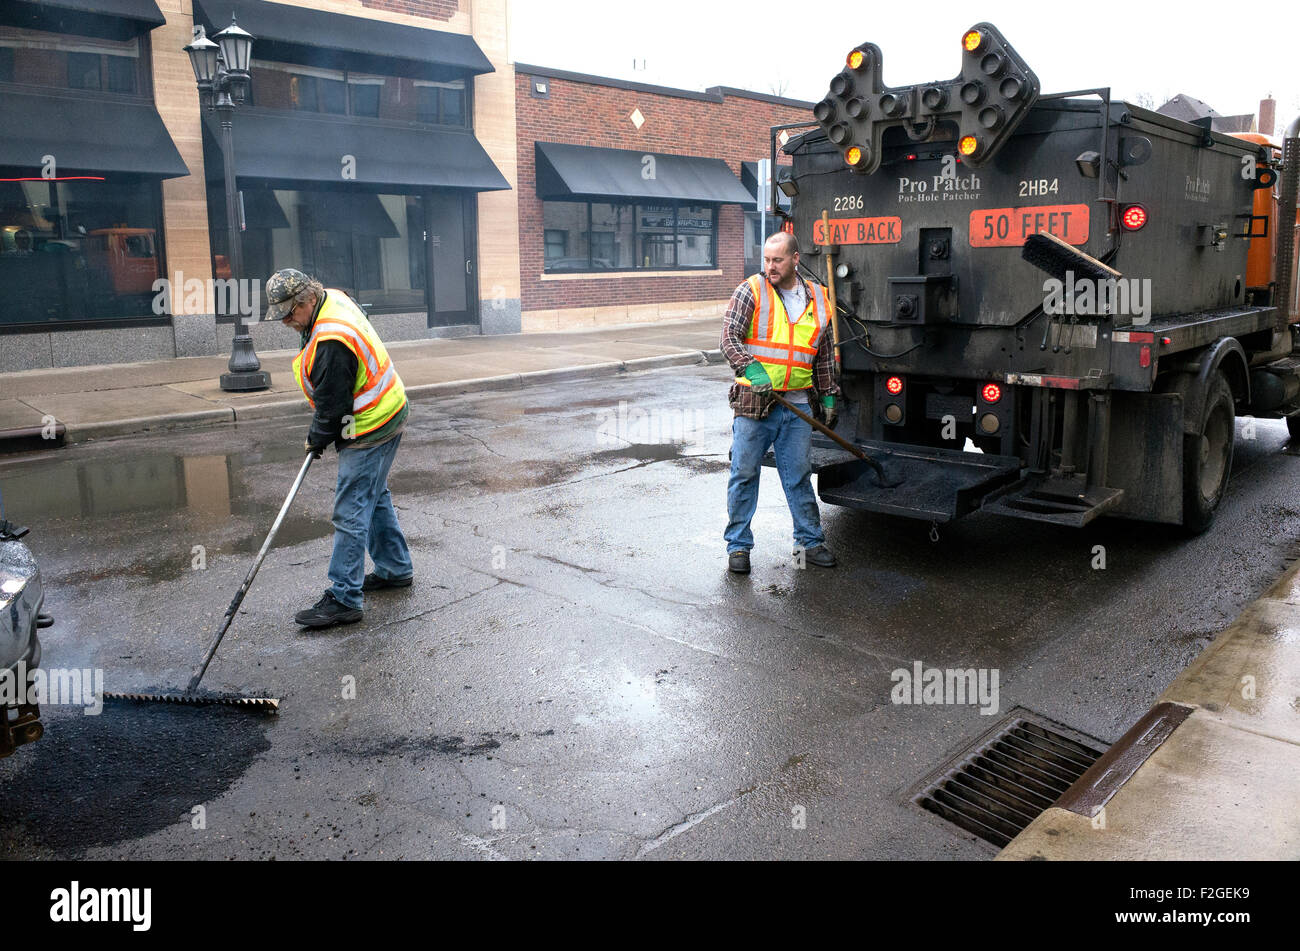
top-left (909, 709), bottom-right (1107, 850)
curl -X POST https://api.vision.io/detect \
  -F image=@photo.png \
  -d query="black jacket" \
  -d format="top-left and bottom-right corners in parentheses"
top-left (305, 337), bottom-right (358, 452)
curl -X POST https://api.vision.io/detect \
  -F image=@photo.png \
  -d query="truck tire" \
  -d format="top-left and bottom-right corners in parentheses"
top-left (1182, 371), bottom-right (1235, 534)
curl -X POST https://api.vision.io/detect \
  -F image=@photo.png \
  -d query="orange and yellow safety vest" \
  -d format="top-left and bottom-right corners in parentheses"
top-left (734, 274), bottom-right (831, 392)
top-left (292, 290), bottom-right (406, 437)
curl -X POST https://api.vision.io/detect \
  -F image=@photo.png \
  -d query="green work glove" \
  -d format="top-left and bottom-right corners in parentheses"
top-left (743, 361), bottom-right (773, 394)
top-left (821, 395), bottom-right (838, 429)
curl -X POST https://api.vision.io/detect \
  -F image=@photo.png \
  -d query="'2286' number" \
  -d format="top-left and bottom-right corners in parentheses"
top-left (833, 195), bottom-right (864, 211)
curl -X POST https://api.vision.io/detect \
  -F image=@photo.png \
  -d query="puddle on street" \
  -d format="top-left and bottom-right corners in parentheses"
top-left (0, 449), bottom-right (289, 524)
top-left (0, 447), bottom-right (333, 587)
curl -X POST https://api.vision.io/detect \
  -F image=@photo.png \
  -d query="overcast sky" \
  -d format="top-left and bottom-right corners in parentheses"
top-left (510, 0), bottom-right (1300, 133)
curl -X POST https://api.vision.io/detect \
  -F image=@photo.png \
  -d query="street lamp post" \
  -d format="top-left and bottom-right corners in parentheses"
top-left (186, 16), bottom-right (270, 391)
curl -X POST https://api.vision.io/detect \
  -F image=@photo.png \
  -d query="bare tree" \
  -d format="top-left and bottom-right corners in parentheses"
top-left (768, 77), bottom-right (791, 98)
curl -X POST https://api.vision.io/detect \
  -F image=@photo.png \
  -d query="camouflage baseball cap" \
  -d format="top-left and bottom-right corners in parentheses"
top-left (263, 268), bottom-right (311, 321)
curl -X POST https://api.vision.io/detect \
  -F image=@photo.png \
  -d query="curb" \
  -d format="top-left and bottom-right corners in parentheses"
top-left (232, 399), bottom-right (312, 423)
top-left (65, 407), bottom-right (235, 444)
top-left (42, 351), bottom-right (715, 445)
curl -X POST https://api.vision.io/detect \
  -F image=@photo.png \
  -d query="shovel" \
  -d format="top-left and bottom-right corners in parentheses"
top-left (768, 392), bottom-right (902, 488)
top-left (103, 452), bottom-right (317, 713)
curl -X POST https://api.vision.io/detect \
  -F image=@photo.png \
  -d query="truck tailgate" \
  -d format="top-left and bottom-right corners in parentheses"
top-left (814, 441), bottom-right (1022, 523)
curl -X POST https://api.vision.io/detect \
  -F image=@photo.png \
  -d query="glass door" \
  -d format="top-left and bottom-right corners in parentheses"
top-left (425, 190), bottom-right (476, 327)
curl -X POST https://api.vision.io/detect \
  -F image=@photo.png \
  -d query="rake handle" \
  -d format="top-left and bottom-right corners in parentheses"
top-left (186, 451), bottom-right (315, 693)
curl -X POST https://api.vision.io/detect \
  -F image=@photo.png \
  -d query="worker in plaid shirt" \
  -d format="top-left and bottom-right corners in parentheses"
top-left (721, 232), bottom-right (840, 574)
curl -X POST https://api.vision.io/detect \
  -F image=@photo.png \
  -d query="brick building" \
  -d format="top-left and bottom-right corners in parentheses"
top-left (513, 65), bottom-right (812, 332)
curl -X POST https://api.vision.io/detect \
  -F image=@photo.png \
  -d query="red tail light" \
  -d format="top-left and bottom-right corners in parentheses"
top-left (1120, 204), bottom-right (1147, 231)
top-left (981, 382), bottom-right (1002, 403)
top-left (886, 375), bottom-right (904, 395)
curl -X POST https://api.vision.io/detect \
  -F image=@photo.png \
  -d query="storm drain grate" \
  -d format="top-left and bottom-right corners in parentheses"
top-left (912, 711), bottom-right (1106, 849)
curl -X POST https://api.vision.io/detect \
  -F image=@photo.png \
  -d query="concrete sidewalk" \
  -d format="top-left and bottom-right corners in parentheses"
top-left (0, 319), bottom-right (723, 444)
top-left (998, 557), bottom-right (1300, 860)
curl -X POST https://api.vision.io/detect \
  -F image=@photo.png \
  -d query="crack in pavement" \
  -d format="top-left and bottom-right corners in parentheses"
top-left (634, 784), bottom-right (759, 859)
top-left (366, 580), bottom-right (506, 633)
top-left (452, 427), bottom-right (508, 460)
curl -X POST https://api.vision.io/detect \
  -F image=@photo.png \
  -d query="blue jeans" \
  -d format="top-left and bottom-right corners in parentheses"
top-left (327, 434), bottom-right (413, 610)
top-left (725, 402), bottom-right (825, 553)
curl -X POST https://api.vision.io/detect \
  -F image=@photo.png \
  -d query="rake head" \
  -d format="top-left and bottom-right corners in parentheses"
top-left (103, 691), bottom-right (280, 714)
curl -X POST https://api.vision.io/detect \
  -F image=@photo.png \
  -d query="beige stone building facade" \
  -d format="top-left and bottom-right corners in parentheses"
top-left (0, 0), bottom-right (520, 370)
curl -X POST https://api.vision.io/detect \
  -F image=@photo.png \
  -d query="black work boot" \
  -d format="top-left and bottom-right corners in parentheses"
top-left (728, 550), bottom-right (751, 574)
top-left (804, 546), bottom-right (837, 568)
top-left (294, 592), bottom-right (363, 628)
top-left (362, 572), bottom-right (413, 592)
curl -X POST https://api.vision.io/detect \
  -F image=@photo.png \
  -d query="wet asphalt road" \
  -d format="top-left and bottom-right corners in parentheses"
top-left (3, 362), bottom-right (1299, 860)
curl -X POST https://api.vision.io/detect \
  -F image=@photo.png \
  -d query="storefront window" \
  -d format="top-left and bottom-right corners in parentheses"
top-left (0, 175), bottom-right (164, 326)
top-left (591, 203), bottom-right (634, 268)
top-left (543, 200), bottom-right (716, 272)
top-left (745, 212), bottom-right (784, 272)
top-left (213, 188), bottom-right (426, 315)
top-left (0, 25), bottom-right (144, 96)
top-left (349, 77), bottom-right (382, 118)
top-left (541, 201), bottom-right (589, 271)
top-left (251, 61), bottom-right (468, 127)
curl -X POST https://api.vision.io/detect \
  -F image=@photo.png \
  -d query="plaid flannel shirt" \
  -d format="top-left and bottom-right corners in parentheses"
top-left (720, 273), bottom-right (840, 419)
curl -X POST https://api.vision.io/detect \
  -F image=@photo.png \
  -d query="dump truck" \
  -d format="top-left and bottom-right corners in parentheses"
top-left (771, 22), bottom-right (1300, 531)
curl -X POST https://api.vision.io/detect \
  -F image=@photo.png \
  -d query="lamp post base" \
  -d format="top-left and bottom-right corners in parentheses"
top-left (220, 330), bottom-right (271, 392)
top-left (220, 369), bottom-right (272, 391)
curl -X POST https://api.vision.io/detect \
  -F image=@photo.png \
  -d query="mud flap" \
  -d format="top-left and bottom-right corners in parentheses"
top-left (813, 441), bottom-right (1022, 522)
top-left (1103, 391), bottom-right (1184, 524)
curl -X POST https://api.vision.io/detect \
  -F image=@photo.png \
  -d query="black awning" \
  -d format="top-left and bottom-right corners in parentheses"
top-left (741, 161), bottom-right (791, 213)
top-left (203, 110), bottom-right (509, 192)
top-left (28, 0), bottom-right (164, 24)
top-left (535, 142), bottom-right (753, 204)
top-left (2, 0), bottom-right (164, 38)
top-left (0, 90), bottom-right (188, 177)
top-left (193, 0), bottom-right (493, 77)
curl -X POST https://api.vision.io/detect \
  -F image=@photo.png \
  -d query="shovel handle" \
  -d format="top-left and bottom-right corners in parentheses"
top-left (770, 392), bottom-right (893, 486)
top-left (821, 209), bottom-right (842, 380)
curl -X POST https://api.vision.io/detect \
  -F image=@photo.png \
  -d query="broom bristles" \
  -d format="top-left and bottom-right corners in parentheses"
top-left (1022, 231), bottom-right (1121, 284)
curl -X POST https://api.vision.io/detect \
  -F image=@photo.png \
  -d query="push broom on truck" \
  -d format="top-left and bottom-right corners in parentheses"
top-left (769, 22), bottom-right (1300, 533)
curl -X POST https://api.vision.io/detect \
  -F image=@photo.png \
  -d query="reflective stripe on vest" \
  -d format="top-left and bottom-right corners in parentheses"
top-left (735, 274), bottom-right (829, 392)
top-left (292, 290), bottom-right (407, 437)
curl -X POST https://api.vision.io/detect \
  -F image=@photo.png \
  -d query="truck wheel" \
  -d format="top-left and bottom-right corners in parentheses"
top-left (1182, 371), bottom-right (1235, 534)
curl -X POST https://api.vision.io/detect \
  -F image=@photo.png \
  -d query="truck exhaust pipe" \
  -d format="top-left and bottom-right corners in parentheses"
top-left (1279, 114), bottom-right (1300, 341)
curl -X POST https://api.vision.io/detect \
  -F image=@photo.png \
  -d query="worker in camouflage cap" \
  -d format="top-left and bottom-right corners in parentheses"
top-left (263, 267), bottom-right (312, 322)
top-left (265, 267), bottom-right (414, 628)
